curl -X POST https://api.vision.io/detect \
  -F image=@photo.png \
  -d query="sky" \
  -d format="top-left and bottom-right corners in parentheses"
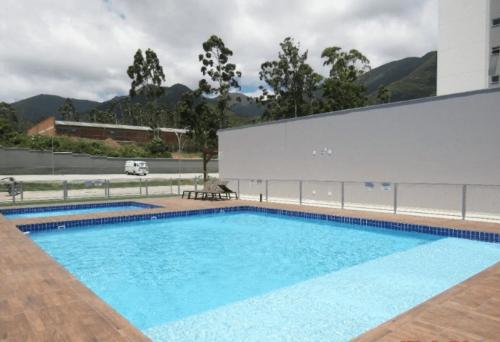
top-left (0, 0), bottom-right (438, 103)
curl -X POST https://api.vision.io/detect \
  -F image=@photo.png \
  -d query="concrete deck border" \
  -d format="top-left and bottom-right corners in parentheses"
top-left (1, 198), bottom-right (499, 341)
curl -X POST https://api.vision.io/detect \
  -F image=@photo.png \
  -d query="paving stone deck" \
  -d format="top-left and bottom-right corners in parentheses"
top-left (1, 197), bottom-right (499, 341)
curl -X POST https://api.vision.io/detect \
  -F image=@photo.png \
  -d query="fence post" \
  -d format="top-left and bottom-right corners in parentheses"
top-left (393, 183), bottom-right (398, 214)
top-left (139, 178), bottom-right (143, 196)
top-left (299, 180), bottom-right (303, 205)
top-left (11, 183), bottom-right (15, 204)
top-left (177, 178), bottom-right (181, 195)
top-left (265, 180), bottom-right (269, 202)
top-left (170, 178), bottom-right (173, 194)
top-left (106, 180), bottom-right (111, 198)
top-left (145, 179), bottom-right (149, 196)
top-left (341, 181), bottom-right (345, 209)
top-left (20, 182), bottom-right (23, 201)
top-left (63, 181), bottom-right (68, 201)
top-left (237, 179), bottom-right (240, 198)
top-left (462, 184), bottom-right (467, 220)
top-left (194, 177), bottom-right (198, 192)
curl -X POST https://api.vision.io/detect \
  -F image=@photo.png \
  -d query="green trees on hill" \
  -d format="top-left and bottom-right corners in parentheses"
top-left (257, 39), bottom-right (372, 120)
top-left (377, 85), bottom-right (391, 104)
top-left (127, 48), bottom-right (167, 138)
top-left (2, 35), bottom-right (388, 160)
top-left (127, 49), bottom-right (166, 99)
top-left (258, 37), bottom-right (322, 120)
top-left (181, 35), bottom-right (242, 181)
top-left (58, 98), bottom-right (79, 121)
top-left (0, 102), bottom-right (21, 144)
top-left (198, 35), bottom-right (242, 129)
top-left (320, 47), bottom-right (371, 111)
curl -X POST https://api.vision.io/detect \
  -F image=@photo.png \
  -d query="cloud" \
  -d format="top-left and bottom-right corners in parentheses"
top-left (0, 0), bottom-right (437, 102)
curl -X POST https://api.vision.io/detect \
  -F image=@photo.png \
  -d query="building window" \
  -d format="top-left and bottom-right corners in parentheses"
top-left (493, 46), bottom-right (500, 55)
top-left (493, 18), bottom-right (500, 27)
top-left (492, 75), bottom-right (499, 84)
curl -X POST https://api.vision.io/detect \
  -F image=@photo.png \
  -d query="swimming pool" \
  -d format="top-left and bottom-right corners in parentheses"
top-left (1, 201), bottom-right (160, 219)
top-left (28, 209), bottom-right (500, 341)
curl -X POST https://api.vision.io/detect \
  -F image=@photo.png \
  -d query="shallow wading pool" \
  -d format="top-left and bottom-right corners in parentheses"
top-left (27, 208), bottom-right (500, 342)
top-left (1, 201), bottom-right (160, 219)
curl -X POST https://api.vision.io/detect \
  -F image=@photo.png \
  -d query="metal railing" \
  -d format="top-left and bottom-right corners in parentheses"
top-left (225, 178), bottom-right (500, 223)
top-left (0, 176), bottom-right (207, 205)
top-left (3, 176), bottom-right (500, 223)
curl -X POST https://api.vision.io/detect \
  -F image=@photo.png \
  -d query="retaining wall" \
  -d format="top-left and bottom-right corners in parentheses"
top-left (0, 147), bottom-right (218, 175)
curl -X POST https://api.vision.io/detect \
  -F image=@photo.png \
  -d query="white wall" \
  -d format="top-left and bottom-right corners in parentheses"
top-left (219, 89), bottom-right (500, 185)
top-left (218, 89), bottom-right (500, 220)
top-left (437, 0), bottom-right (490, 95)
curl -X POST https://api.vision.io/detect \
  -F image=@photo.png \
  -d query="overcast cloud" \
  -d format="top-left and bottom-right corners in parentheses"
top-left (0, 0), bottom-right (438, 103)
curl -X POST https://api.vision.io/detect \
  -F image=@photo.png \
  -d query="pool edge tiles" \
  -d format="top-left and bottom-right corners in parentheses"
top-left (143, 238), bottom-right (500, 342)
top-left (1, 201), bottom-right (162, 219)
top-left (17, 205), bottom-right (500, 243)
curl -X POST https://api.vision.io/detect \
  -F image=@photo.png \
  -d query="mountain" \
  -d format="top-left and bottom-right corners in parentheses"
top-left (360, 51), bottom-right (437, 102)
top-left (9, 51), bottom-right (438, 125)
top-left (225, 93), bottom-right (265, 117)
top-left (95, 83), bottom-right (263, 122)
top-left (9, 84), bottom-right (262, 125)
top-left (11, 95), bottom-right (100, 123)
top-left (96, 83), bottom-right (191, 112)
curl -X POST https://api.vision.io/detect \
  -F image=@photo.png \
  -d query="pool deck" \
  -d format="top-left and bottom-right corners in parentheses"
top-left (1, 197), bottom-right (499, 341)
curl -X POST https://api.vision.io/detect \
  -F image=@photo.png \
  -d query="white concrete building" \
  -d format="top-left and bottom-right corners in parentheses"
top-left (437, 0), bottom-right (500, 95)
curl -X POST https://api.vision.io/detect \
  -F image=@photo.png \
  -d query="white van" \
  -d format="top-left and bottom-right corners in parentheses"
top-left (125, 160), bottom-right (149, 176)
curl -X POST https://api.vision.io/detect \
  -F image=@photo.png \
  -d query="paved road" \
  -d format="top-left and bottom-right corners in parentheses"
top-left (0, 173), bottom-right (219, 182)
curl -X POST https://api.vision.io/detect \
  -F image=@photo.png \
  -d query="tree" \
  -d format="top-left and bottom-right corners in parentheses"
top-left (177, 35), bottom-right (242, 181)
top-left (58, 98), bottom-right (78, 121)
top-left (259, 37), bottom-right (322, 120)
top-left (178, 93), bottom-right (218, 181)
top-left (0, 102), bottom-right (19, 143)
top-left (127, 48), bottom-right (166, 138)
top-left (0, 102), bottom-right (19, 128)
top-left (127, 48), bottom-right (166, 99)
top-left (320, 47), bottom-right (370, 111)
top-left (89, 109), bottom-right (116, 124)
top-left (198, 35), bottom-right (241, 129)
top-left (377, 85), bottom-right (391, 104)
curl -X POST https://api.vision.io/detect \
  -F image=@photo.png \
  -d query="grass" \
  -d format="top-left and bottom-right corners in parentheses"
top-left (171, 151), bottom-right (204, 159)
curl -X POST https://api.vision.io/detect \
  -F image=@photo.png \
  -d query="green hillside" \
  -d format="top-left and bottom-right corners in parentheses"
top-left (361, 51), bottom-right (437, 102)
top-left (11, 95), bottom-right (100, 123)
top-left (383, 52), bottom-right (437, 102)
top-left (11, 84), bottom-right (261, 126)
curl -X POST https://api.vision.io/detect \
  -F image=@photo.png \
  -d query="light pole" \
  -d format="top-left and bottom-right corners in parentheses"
top-left (51, 135), bottom-right (55, 175)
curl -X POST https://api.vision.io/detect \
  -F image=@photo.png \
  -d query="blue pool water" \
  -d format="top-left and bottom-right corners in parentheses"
top-left (3, 202), bottom-right (155, 219)
top-left (30, 212), bottom-right (500, 341)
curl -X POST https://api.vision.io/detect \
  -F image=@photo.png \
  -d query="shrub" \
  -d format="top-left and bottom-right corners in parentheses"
top-left (147, 137), bottom-right (171, 157)
top-left (2, 133), bottom-right (176, 159)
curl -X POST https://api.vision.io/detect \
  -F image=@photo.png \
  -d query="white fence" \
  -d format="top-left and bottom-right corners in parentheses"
top-left (0, 176), bottom-right (206, 205)
top-left (225, 179), bottom-right (500, 223)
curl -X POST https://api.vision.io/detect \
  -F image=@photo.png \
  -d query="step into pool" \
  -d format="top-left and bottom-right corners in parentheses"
top-left (27, 209), bottom-right (500, 341)
top-left (2, 201), bottom-right (160, 219)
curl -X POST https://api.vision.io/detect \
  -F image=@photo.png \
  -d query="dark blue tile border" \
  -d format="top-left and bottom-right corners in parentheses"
top-left (17, 206), bottom-right (500, 244)
top-left (1, 201), bottom-right (161, 216)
